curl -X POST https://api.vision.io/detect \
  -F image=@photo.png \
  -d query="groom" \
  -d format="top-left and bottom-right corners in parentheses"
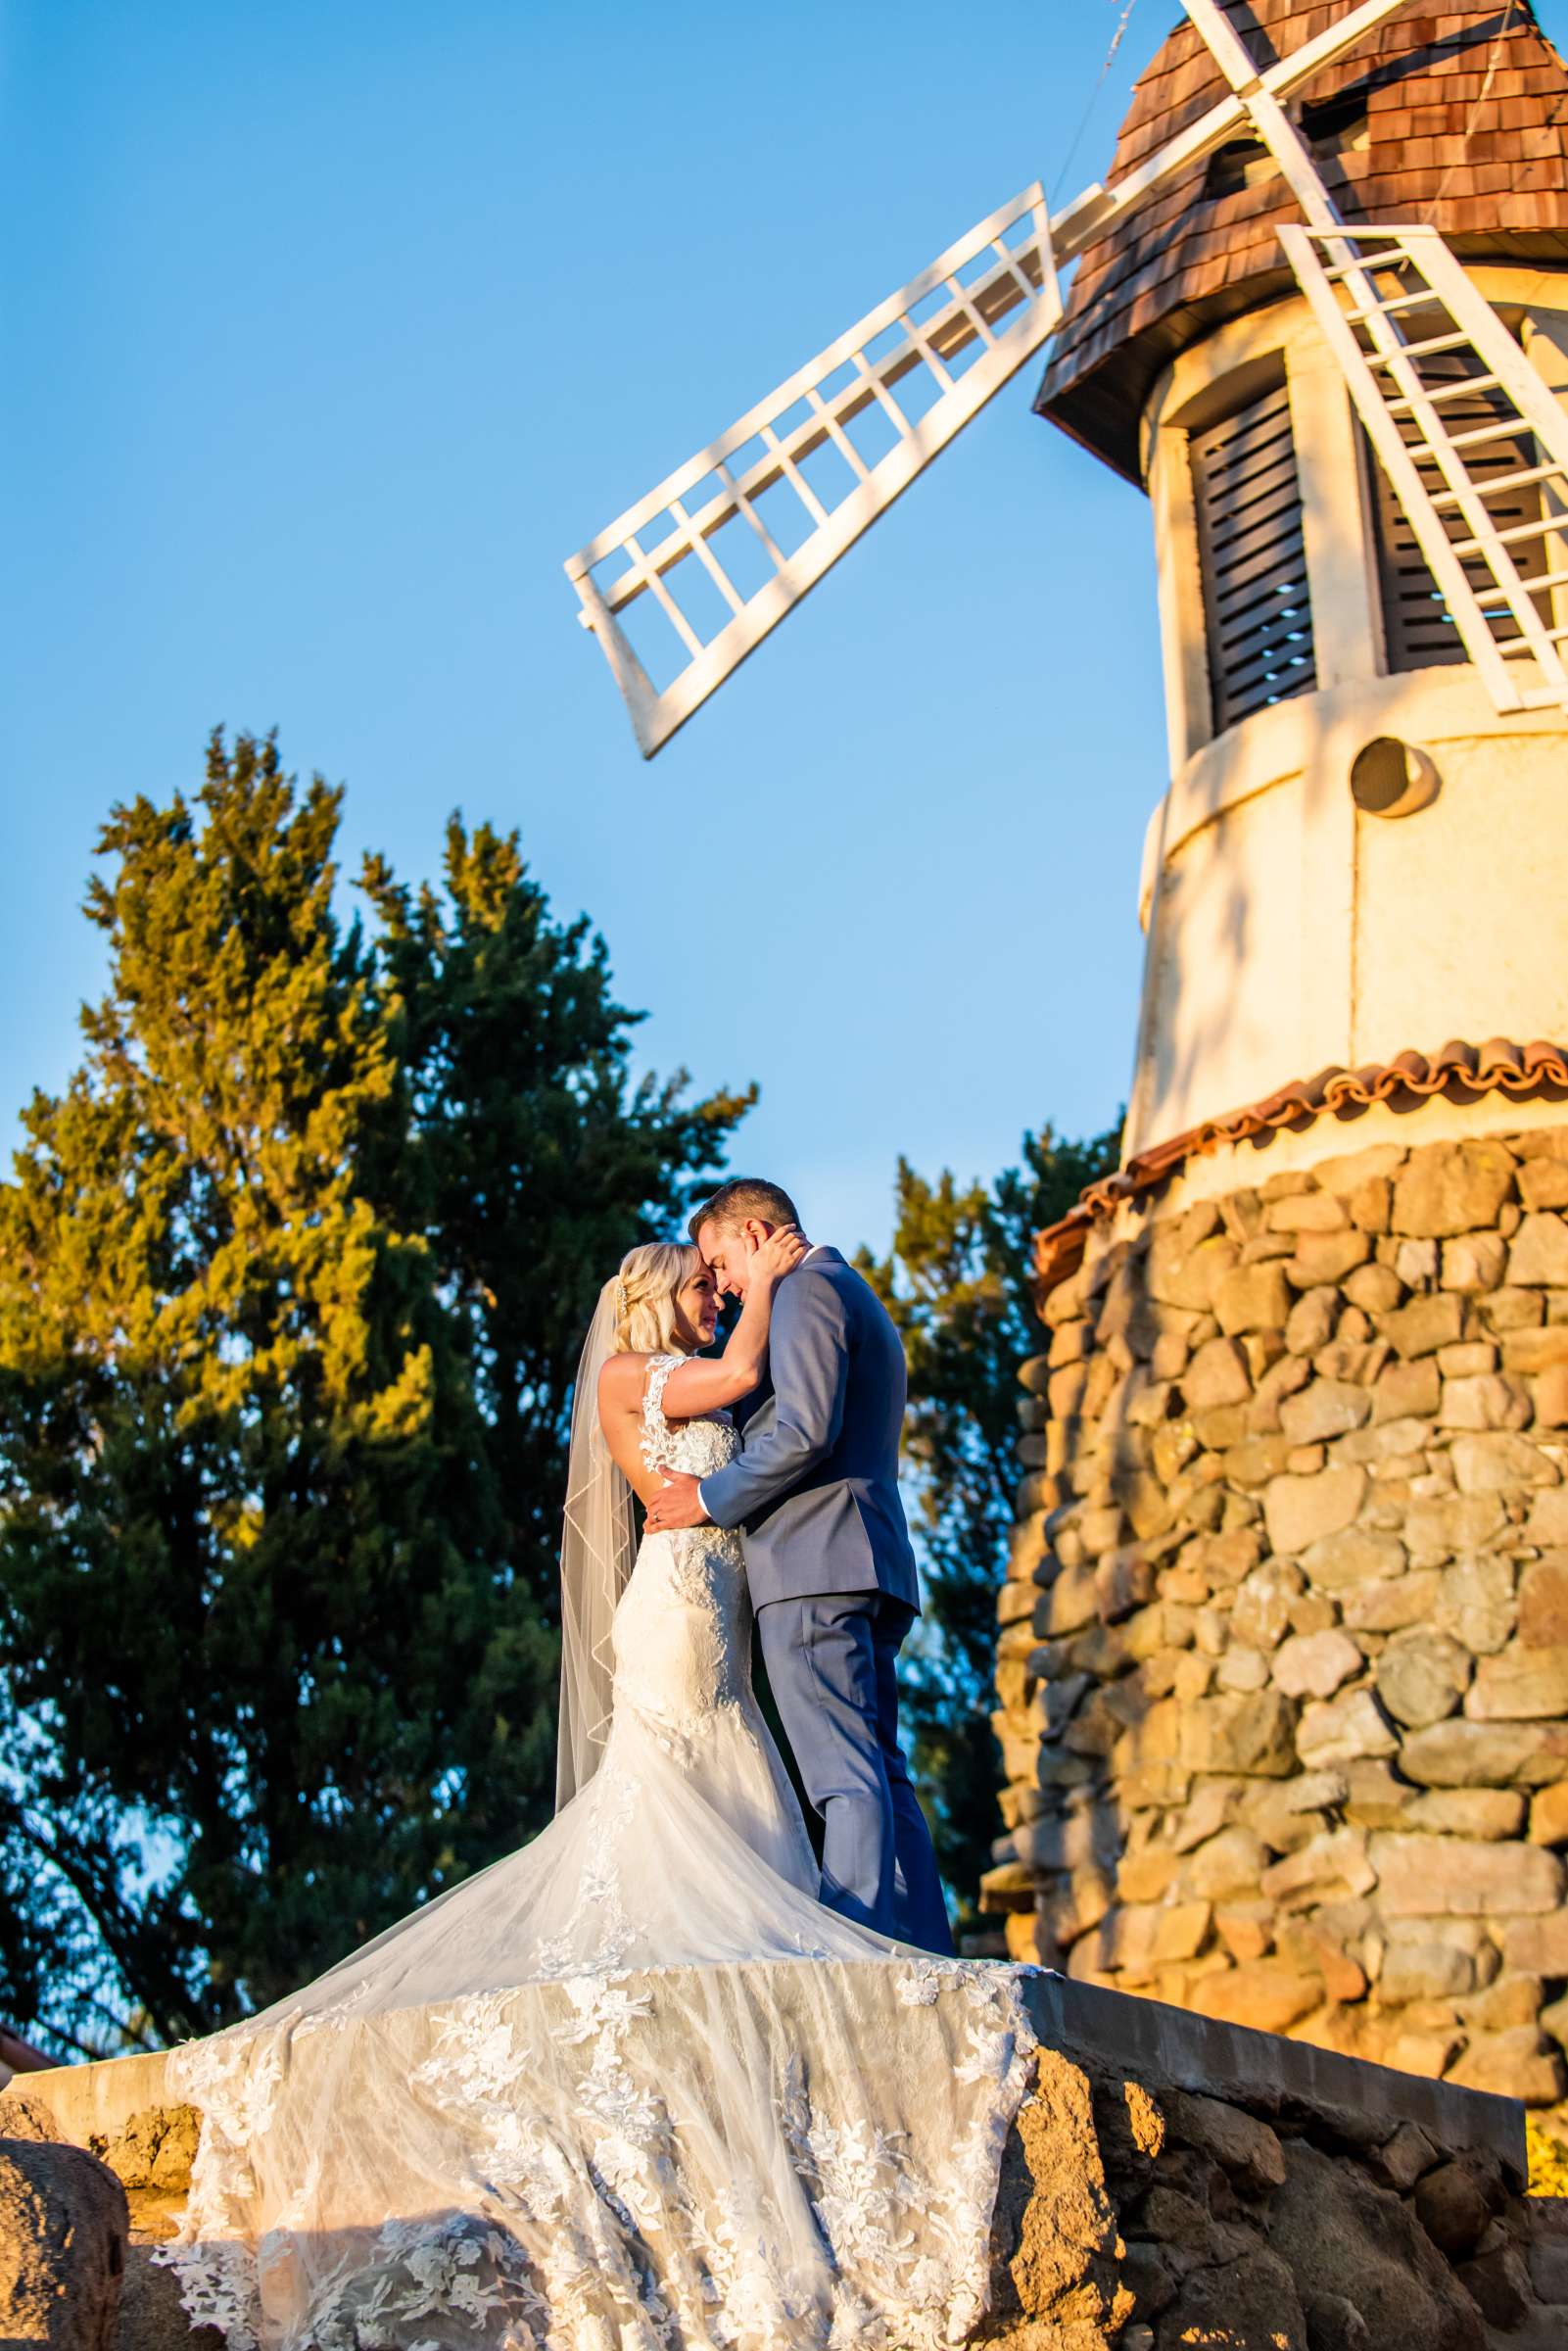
top-left (646, 1177), bottom-right (954, 1955)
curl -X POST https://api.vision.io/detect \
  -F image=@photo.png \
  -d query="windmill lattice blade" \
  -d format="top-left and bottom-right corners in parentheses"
top-left (1278, 223), bottom-right (1568, 715)
top-left (1178, 0), bottom-right (1568, 716)
top-left (564, 185), bottom-right (1061, 757)
top-left (563, 0), bottom-right (1418, 757)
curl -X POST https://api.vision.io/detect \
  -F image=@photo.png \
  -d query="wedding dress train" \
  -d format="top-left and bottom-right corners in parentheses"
top-left (159, 1358), bottom-right (1039, 2351)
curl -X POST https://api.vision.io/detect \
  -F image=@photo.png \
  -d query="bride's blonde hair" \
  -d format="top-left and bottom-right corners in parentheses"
top-left (604, 1241), bottom-right (700, 1357)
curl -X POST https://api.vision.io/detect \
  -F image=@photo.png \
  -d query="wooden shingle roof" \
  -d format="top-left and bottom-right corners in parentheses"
top-left (1036, 0), bottom-right (1568, 482)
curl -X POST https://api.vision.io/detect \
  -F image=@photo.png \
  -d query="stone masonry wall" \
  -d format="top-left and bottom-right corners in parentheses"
top-left (987, 1130), bottom-right (1568, 2120)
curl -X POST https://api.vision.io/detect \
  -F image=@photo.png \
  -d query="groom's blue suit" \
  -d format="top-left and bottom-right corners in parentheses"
top-left (697, 1248), bottom-right (953, 1953)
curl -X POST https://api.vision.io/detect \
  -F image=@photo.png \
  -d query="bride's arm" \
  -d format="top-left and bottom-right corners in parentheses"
top-left (596, 1229), bottom-right (807, 1433)
top-left (657, 1226), bottom-right (808, 1416)
top-left (697, 1271), bottom-right (848, 1530)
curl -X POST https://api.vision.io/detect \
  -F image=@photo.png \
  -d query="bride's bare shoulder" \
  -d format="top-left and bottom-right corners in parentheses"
top-left (598, 1352), bottom-right (647, 1407)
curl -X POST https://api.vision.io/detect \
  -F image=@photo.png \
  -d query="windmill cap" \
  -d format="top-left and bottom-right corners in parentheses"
top-left (1036, 0), bottom-right (1568, 485)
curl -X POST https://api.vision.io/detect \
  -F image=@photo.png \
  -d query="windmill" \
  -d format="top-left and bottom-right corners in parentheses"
top-left (566, 0), bottom-right (1568, 2119)
top-left (563, 0), bottom-right (1568, 759)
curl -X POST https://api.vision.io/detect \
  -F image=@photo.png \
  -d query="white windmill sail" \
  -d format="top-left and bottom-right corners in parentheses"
top-left (564, 184), bottom-right (1064, 760)
top-left (565, 0), bottom-right (1417, 756)
top-left (1183, 0), bottom-right (1568, 716)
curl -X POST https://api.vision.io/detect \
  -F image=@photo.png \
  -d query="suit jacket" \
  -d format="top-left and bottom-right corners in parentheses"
top-left (698, 1247), bottom-right (921, 1611)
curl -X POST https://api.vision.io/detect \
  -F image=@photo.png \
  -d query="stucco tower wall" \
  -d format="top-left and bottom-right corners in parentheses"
top-left (1126, 267), bottom-right (1568, 1168)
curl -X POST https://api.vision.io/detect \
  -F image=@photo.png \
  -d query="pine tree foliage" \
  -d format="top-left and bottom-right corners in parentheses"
top-left (857, 1121), bottom-right (1121, 1929)
top-left (0, 733), bottom-right (747, 2055)
top-left (360, 820), bottom-right (753, 1623)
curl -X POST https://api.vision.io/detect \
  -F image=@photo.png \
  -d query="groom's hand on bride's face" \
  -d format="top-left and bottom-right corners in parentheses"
top-left (646, 1471), bottom-right (709, 1531)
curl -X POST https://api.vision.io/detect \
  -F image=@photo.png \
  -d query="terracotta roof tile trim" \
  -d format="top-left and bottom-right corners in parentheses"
top-left (1032, 1037), bottom-right (1568, 1293)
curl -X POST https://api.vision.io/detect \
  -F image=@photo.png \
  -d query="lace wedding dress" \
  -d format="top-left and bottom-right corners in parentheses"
top-left (159, 1359), bottom-right (1039, 2351)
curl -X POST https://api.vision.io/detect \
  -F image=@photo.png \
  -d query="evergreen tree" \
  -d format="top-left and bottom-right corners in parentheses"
top-left (858, 1121), bottom-right (1121, 1931)
top-left (360, 819), bottom-right (752, 1631)
top-left (0, 734), bottom-right (747, 2054)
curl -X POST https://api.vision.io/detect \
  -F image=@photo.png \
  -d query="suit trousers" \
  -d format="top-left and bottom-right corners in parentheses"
top-left (755, 1590), bottom-right (954, 1955)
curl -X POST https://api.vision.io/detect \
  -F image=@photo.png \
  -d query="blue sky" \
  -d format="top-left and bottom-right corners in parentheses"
top-left (8, 3), bottom-right (1559, 1254)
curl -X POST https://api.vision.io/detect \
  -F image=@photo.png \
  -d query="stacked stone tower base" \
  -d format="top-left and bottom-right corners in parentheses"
top-left (988, 1124), bottom-right (1568, 2120)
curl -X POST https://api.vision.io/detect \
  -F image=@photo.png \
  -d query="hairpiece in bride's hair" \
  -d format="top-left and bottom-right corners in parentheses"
top-left (615, 1278), bottom-right (629, 1321)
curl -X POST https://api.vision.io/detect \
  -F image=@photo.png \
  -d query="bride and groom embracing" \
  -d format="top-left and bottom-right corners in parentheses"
top-left (161, 1180), bottom-right (1041, 2351)
top-left (582, 1175), bottom-right (951, 1956)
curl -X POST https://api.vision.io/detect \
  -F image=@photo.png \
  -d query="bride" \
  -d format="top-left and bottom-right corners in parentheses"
top-left (160, 1235), bottom-right (1040, 2351)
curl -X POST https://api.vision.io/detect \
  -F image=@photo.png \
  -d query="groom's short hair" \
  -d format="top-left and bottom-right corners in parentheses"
top-left (689, 1177), bottom-right (800, 1243)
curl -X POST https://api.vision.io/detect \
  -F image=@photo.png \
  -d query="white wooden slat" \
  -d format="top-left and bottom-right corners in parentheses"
top-left (758, 424), bottom-right (832, 529)
top-left (673, 498), bottom-right (746, 618)
top-left (1389, 376), bottom-right (1503, 410)
top-left (1430, 462), bottom-right (1566, 510)
top-left (1368, 330), bottom-right (1476, 365)
top-left (1450, 417), bottom-right (1541, 451)
top-left (1450, 514), bottom-right (1563, 557)
top-left (722, 465), bottom-right (788, 572)
top-left (805, 385), bottom-right (872, 484)
top-left (1496, 564), bottom-right (1568, 598)
top-left (625, 534), bottom-right (705, 660)
top-left (850, 349), bottom-right (915, 438)
top-left (1493, 623), bottom-right (1568, 652)
top-left (1345, 289), bottom-right (1445, 323)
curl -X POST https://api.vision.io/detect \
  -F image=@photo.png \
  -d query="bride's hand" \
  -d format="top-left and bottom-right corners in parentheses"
top-left (753, 1224), bottom-right (809, 1283)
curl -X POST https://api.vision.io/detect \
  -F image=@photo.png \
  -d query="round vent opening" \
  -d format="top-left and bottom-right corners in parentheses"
top-left (1350, 737), bottom-right (1440, 819)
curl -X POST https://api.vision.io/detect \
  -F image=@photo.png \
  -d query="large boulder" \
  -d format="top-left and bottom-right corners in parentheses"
top-left (0, 2136), bottom-right (127, 2350)
top-left (1411, 2157), bottom-right (1506, 2261)
top-left (117, 2243), bottom-right (226, 2351)
top-left (985, 2048), bottom-right (1128, 2345)
top-left (0, 2092), bottom-right (62, 2142)
top-left (1156, 2243), bottom-right (1307, 2350)
top-left (88, 2102), bottom-right (202, 2241)
top-left (1264, 2139), bottom-right (1485, 2351)
top-left (1161, 2090), bottom-right (1285, 2195)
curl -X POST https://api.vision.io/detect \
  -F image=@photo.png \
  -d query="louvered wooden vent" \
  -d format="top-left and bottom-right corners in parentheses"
top-left (1368, 350), bottom-right (1550, 674)
top-left (1191, 382), bottom-right (1316, 732)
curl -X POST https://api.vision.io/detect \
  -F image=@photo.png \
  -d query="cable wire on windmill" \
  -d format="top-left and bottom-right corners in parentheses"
top-left (1427, 0), bottom-right (1520, 216)
top-left (1051, 0), bottom-right (1143, 206)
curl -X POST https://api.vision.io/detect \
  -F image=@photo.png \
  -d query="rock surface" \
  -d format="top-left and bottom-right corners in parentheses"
top-left (0, 2135), bottom-right (127, 2350)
